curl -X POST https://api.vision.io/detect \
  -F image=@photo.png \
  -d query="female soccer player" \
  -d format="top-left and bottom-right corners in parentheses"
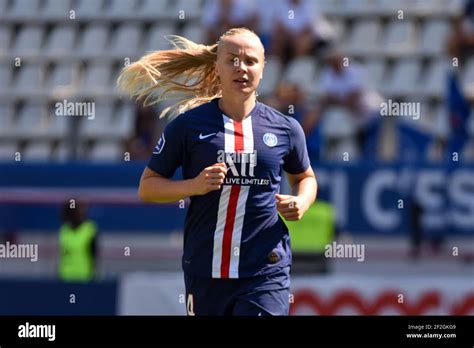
top-left (118, 27), bottom-right (317, 316)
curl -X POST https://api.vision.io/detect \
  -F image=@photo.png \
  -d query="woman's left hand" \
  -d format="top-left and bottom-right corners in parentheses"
top-left (275, 194), bottom-right (308, 221)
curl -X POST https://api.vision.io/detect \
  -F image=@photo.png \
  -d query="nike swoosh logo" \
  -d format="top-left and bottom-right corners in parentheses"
top-left (199, 132), bottom-right (216, 140)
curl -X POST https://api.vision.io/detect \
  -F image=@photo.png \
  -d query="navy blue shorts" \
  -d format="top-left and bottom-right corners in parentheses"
top-left (184, 267), bottom-right (290, 316)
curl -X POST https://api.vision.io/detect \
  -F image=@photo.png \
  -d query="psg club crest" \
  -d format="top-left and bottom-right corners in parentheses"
top-left (263, 133), bottom-right (277, 147)
top-left (153, 133), bottom-right (165, 154)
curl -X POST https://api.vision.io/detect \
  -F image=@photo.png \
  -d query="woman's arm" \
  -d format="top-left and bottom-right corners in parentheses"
top-left (275, 166), bottom-right (317, 221)
top-left (138, 163), bottom-right (228, 203)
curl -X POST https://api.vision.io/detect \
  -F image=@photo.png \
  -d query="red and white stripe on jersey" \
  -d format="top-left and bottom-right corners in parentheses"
top-left (212, 114), bottom-right (253, 279)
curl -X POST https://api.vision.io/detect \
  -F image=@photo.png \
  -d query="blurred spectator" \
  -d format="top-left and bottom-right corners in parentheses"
top-left (265, 82), bottom-right (322, 160)
top-left (270, 0), bottom-right (324, 63)
top-left (58, 200), bottom-right (97, 282)
top-left (445, 71), bottom-right (471, 162)
top-left (125, 103), bottom-right (160, 161)
top-left (201, 0), bottom-right (258, 44)
top-left (446, 0), bottom-right (474, 62)
top-left (302, 47), bottom-right (383, 159)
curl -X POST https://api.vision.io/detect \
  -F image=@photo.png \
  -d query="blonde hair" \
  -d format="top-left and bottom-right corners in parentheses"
top-left (117, 27), bottom-right (263, 119)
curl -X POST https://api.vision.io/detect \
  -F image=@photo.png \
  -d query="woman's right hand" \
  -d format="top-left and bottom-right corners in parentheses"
top-left (191, 162), bottom-right (228, 195)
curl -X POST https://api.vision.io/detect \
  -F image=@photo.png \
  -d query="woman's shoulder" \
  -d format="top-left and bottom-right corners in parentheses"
top-left (258, 102), bottom-right (299, 127)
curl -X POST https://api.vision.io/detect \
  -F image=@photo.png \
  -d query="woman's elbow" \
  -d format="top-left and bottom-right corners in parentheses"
top-left (138, 181), bottom-right (152, 202)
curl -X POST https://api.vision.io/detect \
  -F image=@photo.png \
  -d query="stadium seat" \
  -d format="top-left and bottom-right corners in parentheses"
top-left (382, 59), bottom-right (421, 97)
top-left (181, 23), bottom-right (206, 45)
top-left (48, 63), bottom-right (78, 97)
top-left (462, 58), bottom-right (474, 95)
top-left (168, 0), bottom-right (203, 21)
top-left (13, 103), bottom-right (47, 138)
top-left (0, 25), bottom-right (11, 57)
top-left (7, 0), bottom-right (40, 20)
top-left (81, 63), bottom-right (111, 95)
top-left (106, 0), bottom-right (139, 20)
top-left (114, 103), bottom-right (135, 139)
top-left (13, 64), bottom-right (44, 97)
top-left (144, 24), bottom-right (177, 53)
top-left (321, 107), bottom-right (357, 138)
top-left (110, 24), bottom-right (143, 57)
top-left (330, 138), bottom-right (360, 161)
top-left (257, 57), bottom-right (282, 97)
top-left (420, 59), bottom-right (450, 98)
top-left (139, 0), bottom-right (172, 21)
top-left (0, 102), bottom-right (14, 139)
top-left (363, 59), bottom-right (386, 91)
top-left (77, 24), bottom-right (109, 58)
top-left (0, 64), bottom-right (12, 95)
top-left (43, 25), bottom-right (77, 58)
top-left (41, 0), bottom-right (73, 20)
top-left (282, 57), bottom-right (318, 94)
top-left (346, 20), bottom-right (381, 56)
top-left (0, 142), bottom-right (18, 160)
top-left (382, 20), bottom-right (417, 57)
top-left (419, 19), bottom-right (450, 56)
top-left (22, 142), bottom-right (52, 161)
top-left (89, 141), bottom-right (124, 161)
top-left (45, 107), bottom-right (69, 138)
top-left (74, 0), bottom-right (105, 20)
top-left (12, 25), bottom-right (44, 57)
top-left (430, 104), bottom-right (449, 138)
top-left (80, 103), bottom-right (115, 139)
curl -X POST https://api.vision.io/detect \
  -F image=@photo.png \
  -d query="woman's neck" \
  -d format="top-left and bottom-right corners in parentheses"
top-left (218, 94), bottom-right (256, 123)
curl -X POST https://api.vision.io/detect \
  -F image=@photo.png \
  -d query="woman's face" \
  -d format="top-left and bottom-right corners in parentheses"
top-left (215, 33), bottom-right (265, 98)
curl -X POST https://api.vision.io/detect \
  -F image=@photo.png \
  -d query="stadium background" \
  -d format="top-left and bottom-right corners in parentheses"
top-left (0, 0), bottom-right (473, 315)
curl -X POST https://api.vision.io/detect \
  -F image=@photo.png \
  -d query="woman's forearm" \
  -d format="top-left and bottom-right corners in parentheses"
top-left (139, 176), bottom-right (196, 203)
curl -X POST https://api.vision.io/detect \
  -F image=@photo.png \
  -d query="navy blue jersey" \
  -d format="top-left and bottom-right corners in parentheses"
top-left (147, 99), bottom-right (310, 278)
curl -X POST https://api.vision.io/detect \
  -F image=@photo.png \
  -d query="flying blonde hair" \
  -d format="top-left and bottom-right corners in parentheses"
top-left (117, 27), bottom-right (264, 119)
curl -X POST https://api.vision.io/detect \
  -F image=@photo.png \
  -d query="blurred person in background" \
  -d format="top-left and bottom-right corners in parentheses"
top-left (270, 0), bottom-right (324, 64)
top-left (125, 103), bottom-right (161, 161)
top-left (302, 47), bottom-right (383, 159)
top-left (118, 27), bottom-right (317, 316)
top-left (202, 0), bottom-right (258, 44)
top-left (266, 82), bottom-right (323, 161)
top-left (447, 0), bottom-right (474, 62)
top-left (58, 200), bottom-right (97, 282)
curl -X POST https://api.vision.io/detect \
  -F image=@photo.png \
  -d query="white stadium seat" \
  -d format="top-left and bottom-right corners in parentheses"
top-left (364, 59), bottom-right (386, 91)
top-left (44, 25), bottom-right (76, 58)
top-left (420, 59), bottom-right (450, 98)
top-left (144, 24), bottom-right (177, 53)
top-left (383, 20), bottom-right (417, 57)
top-left (80, 103), bottom-right (115, 139)
top-left (346, 20), bottom-right (381, 56)
top-left (168, 0), bottom-right (203, 21)
top-left (110, 24), bottom-right (143, 57)
top-left (0, 25), bottom-right (11, 57)
top-left (419, 20), bottom-right (450, 56)
top-left (7, 0), bottom-right (40, 19)
top-left (77, 24), bottom-right (109, 58)
top-left (282, 57), bottom-right (318, 94)
top-left (22, 142), bottom-right (52, 161)
top-left (139, 0), bottom-right (172, 20)
top-left (41, 0), bottom-right (73, 20)
top-left (321, 107), bottom-right (357, 138)
top-left (462, 58), bottom-right (474, 96)
top-left (81, 63), bottom-right (111, 94)
top-left (382, 59), bottom-right (421, 96)
top-left (257, 57), bottom-right (282, 97)
top-left (0, 102), bottom-right (15, 138)
top-left (13, 64), bottom-right (44, 96)
top-left (75, 0), bottom-right (105, 19)
top-left (181, 23), bottom-right (206, 45)
top-left (13, 25), bottom-right (44, 57)
top-left (13, 103), bottom-right (47, 138)
top-left (48, 63), bottom-right (78, 93)
top-left (106, 0), bottom-right (139, 19)
top-left (0, 65), bottom-right (12, 95)
top-left (89, 141), bottom-right (124, 161)
top-left (0, 142), bottom-right (18, 160)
